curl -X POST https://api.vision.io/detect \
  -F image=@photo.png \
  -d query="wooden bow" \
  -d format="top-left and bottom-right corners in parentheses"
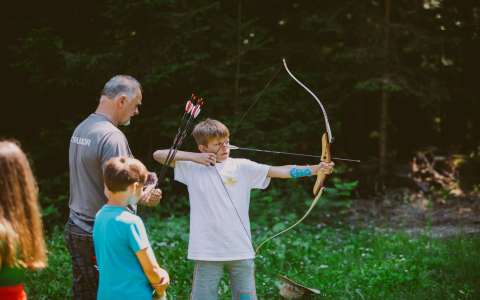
top-left (255, 59), bottom-right (334, 254)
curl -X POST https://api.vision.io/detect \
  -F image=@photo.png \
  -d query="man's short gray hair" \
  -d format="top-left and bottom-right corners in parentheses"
top-left (101, 75), bottom-right (142, 100)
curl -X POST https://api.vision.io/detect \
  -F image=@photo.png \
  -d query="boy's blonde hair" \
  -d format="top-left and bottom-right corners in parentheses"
top-left (192, 118), bottom-right (230, 145)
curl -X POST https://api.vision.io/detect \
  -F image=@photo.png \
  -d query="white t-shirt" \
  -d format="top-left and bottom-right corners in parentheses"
top-left (175, 157), bottom-right (271, 261)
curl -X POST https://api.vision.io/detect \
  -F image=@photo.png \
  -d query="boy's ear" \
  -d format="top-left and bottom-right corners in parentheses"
top-left (198, 144), bottom-right (207, 153)
top-left (126, 182), bottom-right (139, 195)
top-left (104, 185), bottom-right (111, 198)
top-left (133, 182), bottom-right (142, 193)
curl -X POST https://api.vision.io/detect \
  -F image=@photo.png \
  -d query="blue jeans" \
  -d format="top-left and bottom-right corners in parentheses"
top-left (191, 259), bottom-right (257, 300)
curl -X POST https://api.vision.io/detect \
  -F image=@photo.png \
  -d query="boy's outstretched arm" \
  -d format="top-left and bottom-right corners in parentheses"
top-left (268, 162), bottom-right (334, 179)
top-left (136, 247), bottom-right (170, 297)
top-left (153, 150), bottom-right (216, 167)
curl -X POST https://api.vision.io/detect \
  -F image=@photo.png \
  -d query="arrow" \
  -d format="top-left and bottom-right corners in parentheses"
top-left (229, 145), bottom-right (360, 163)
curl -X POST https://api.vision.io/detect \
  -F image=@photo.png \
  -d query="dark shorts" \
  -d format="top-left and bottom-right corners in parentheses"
top-left (64, 220), bottom-right (98, 300)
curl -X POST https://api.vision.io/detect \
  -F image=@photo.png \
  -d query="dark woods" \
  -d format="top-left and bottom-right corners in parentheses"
top-left (3, 0), bottom-right (480, 222)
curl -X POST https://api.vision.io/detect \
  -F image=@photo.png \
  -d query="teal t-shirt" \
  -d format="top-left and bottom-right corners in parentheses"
top-left (93, 205), bottom-right (152, 300)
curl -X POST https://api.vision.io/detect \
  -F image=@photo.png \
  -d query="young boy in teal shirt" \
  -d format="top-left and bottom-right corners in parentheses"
top-left (93, 156), bottom-right (169, 300)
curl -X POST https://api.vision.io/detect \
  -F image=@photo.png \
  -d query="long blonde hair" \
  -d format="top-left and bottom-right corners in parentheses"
top-left (0, 141), bottom-right (47, 270)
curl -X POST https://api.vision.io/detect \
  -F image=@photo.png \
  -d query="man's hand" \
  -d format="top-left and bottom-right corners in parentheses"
top-left (193, 152), bottom-right (217, 166)
top-left (140, 188), bottom-right (162, 207)
top-left (139, 172), bottom-right (162, 207)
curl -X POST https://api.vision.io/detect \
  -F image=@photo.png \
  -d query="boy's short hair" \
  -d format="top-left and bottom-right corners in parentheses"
top-left (192, 118), bottom-right (230, 145)
top-left (103, 156), bottom-right (148, 192)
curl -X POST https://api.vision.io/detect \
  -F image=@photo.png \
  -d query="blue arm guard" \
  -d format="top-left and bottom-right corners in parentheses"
top-left (289, 167), bottom-right (312, 178)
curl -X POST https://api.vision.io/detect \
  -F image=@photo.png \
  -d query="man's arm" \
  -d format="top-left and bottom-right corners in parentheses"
top-left (136, 247), bottom-right (169, 297)
top-left (153, 150), bottom-right (216, 167)
top-left (268, 162), bottom-right (334, 179)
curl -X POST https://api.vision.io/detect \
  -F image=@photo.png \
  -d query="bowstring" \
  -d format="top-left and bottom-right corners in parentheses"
top-left (211, 165), bottom-right (254, 247)
top-left (206, 65), bottom-right (283, 250)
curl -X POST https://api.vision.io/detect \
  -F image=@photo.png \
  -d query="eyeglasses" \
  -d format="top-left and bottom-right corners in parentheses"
top-left (214, 140), bottom-right (230, 148)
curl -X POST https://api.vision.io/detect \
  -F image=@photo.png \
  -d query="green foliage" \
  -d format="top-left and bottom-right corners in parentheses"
top-left (37, 173), bottom-right (70, 230)
top-left (25, 228), bottom-right (72, 299)
top-left (5, 0), bottom-right (480, 196)
top-left (25, 218), bottom-right (480, 299)
top-left (319, 178), bottom-right (359, 213)
top-left (354, 79), bottom-right (402, 93)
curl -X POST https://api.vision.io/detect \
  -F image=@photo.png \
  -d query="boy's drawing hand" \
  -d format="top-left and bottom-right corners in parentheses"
top-left (194, 152), bottom-right (217, 166)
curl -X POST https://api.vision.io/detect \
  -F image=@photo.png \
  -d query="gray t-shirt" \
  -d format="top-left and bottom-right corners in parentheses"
top-left (68, 113), bottom-right (132, 233)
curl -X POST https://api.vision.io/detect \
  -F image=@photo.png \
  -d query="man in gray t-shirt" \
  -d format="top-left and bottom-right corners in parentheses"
top-left (69, 113), bottom-right (133, 232)
top-left (65, 75), bottom-right (161, 300)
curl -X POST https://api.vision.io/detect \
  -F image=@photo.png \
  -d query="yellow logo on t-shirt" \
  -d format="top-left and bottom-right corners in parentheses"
top-left (223, 176), bottom-right (237, 186)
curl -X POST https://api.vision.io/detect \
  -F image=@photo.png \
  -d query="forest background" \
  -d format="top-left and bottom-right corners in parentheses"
top-left (2, 0), bottom-right (480, 299)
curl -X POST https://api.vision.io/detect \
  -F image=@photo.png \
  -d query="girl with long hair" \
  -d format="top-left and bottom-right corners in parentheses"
top-left (0, 141), bottom-right (47, 299)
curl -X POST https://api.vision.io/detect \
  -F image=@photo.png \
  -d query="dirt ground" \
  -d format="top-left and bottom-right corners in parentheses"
top-left (346, 189), bottom-right (480, 238)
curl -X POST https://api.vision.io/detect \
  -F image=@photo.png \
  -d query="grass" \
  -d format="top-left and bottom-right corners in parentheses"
top-left (25, 215), bottom-right (480, 299)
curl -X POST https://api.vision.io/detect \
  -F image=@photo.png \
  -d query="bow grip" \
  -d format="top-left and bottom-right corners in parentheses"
top-left (313, 133), bottom-right (331, 196)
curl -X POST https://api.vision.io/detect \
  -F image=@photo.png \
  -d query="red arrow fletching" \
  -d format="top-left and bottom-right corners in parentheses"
top-left (185, 100), bottom-right (194, 113)
top-left (192, 105), bottom-right (201, 118)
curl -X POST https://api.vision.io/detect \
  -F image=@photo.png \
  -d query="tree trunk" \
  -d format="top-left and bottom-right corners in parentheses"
top-left (233, 0), bottom-right (242, 116)
top-left (379, 0), bottom-right (391, 182)
top-left (379, 87), bottom-right (389, 179)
